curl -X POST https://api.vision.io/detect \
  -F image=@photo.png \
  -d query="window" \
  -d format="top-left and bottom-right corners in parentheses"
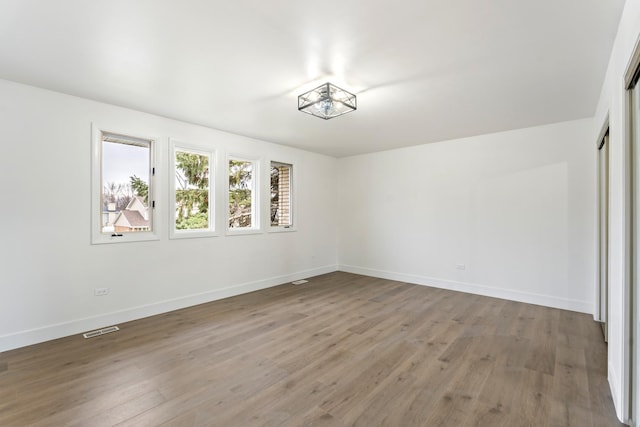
top-left (228, 157), bottom-right (258, 231)
top-left (270, 161), bottom-right (293, 228)
top-left (170, 142), bottom-right (215, 238)
top-left (92, 127), bottom-right (156, 244)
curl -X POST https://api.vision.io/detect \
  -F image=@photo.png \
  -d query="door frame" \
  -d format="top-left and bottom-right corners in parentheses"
top-left (624, 32), bottom-right (640, 425)
top-left (596, 119), bottom-right (609, 342)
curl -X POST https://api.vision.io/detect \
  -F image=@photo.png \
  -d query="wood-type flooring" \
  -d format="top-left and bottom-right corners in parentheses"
top-left (0, 272), bottom-right (624, 426)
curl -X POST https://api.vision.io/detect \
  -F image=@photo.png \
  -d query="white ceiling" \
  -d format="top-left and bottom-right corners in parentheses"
top-left (0, 1), bottom-right (626, 157)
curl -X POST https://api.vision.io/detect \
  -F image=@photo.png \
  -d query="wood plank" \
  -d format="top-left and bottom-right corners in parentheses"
top-left (0, 272), bottom-right (622, 426)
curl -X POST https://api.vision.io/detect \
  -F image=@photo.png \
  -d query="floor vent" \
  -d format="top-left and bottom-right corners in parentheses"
top-left (83, 326), bottom-right (120, 339)
top-left (292, 279), bottom-right (309, 285)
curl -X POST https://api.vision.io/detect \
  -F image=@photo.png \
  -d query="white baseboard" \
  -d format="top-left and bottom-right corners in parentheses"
top-left (338, 264), bottom-right (593, 314)
top-left (0, 265), bottom-right (338, 353)
top-left (608, 360), bottom-right (627, 424)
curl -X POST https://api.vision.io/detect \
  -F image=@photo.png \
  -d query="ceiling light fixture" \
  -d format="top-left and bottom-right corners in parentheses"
top-left (298, 82), bottom-right (356, 120)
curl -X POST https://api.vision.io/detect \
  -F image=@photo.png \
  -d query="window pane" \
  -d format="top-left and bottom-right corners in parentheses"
top-left (101, 135), bottom-right (151, 234)
top-left (175, 150), bottom-right (210, 230)
top-left (271, 162), bottom-right (292, 227)
top-left (229, 160), bottom-right (253, 228)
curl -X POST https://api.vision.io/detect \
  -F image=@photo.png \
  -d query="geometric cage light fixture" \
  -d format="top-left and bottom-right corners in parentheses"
top-left (298, 82), bottom-right (357, 120)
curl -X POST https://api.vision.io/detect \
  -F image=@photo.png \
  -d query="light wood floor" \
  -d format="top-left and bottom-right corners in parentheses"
top-left (0, 272), bottom-right (624, 426)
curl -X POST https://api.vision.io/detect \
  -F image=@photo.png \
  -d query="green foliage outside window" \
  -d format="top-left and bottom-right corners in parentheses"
top-left (175, 151), bottom-right (209, 230)
top-left (229, 160), bottom-right (253, 228)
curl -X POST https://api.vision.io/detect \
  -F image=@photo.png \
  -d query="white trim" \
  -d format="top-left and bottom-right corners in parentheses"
top-left (338, 264), bottom-right (594, 313)
top-left (625, 33), bottom-right (640, 90)
top-left (595, 120), bottom-right (610, 323)
top-left (625, 47), bottom-right (640, 423)
top-left (0, 264), bottom-right (339, 352)
top-left (268, 227), bottom-right (297, 234)
top-left (91, 123), bottom-right (159, 245)
top-left (610, 360), bottom-right (626, 423)
top-left (225, 228), bottom-right (264, 236)
top-left (624, 75), bottom-right (636, 424)
top-left (169, 139), bottom-right (218, 239)
top-left (597, 113), bottom-right (610, 149)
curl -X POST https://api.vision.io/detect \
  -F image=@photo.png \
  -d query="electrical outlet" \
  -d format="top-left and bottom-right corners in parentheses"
top-left (456, 264), bottom-right (466, 270)
top-left (94, 287), bottom-right (109, 296)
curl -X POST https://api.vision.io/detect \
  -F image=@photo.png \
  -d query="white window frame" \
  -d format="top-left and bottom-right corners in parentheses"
top-left (226, 154), bottom-right (261, 235)
top-left (91, 124), bottom-right (158, 245)
top-left (268, 160), bottom-right (296, 233)
top-left (169, 139), bottom-right (217, 239)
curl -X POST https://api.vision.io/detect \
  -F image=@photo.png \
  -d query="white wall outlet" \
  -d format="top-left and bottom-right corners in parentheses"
top-left (94, 287), bottom-right (109, 296)
top-left (456, 264), bottom-right (466, 270)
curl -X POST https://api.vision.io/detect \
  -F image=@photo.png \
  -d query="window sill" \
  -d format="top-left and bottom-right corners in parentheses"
top-left (170, 230), bottom-right (219, 240)
top-left (226, 228), bottom-right (263, 236)
top-left (91, 232), bottom-right (159, 245)
top-left (268, 227), bottom-right (297, 233)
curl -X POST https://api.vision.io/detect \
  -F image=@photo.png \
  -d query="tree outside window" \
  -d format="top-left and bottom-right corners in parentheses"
top-left (228, 159), bottom-right (254, 229)
top-left (174, 150), bottom-right (210, 230)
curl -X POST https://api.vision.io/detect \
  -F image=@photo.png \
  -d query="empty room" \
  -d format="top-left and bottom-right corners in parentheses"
top-left (1, 0), bottom-right (640, 426)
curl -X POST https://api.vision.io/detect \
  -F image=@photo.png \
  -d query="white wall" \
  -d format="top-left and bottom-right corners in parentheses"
top-left (0, 79), bottom-right (338, 352)
top-left (338, 119), bottom-right (595, 313)
top-left (592, 0), bottom-right (640, 422)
